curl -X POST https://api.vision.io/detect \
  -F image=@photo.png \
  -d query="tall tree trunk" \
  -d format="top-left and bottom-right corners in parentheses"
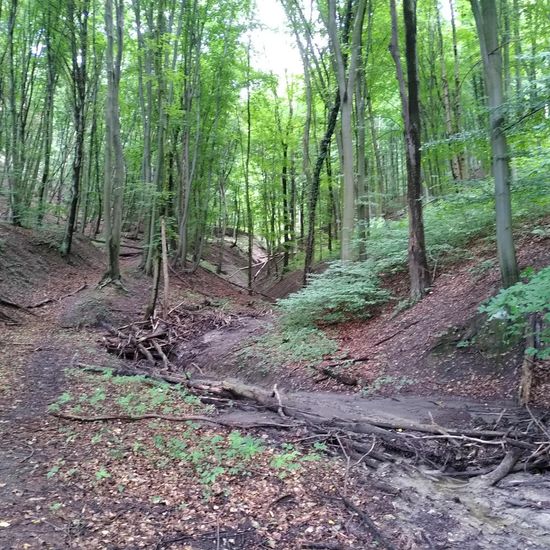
top-left (102, 0), bottom-right (125, 283)
top-left (61, 0), bottom-right (89, 256)
top-left (390, 0), bottom-right (430, 299)
top-left (303, 91), bottom-right (340, 285)
top-left (470, 0), bottom-right (518, 288)
top-left (244, 44), bottom-right (254, 294)
top-left (326, 0), bottom-right (367, 262)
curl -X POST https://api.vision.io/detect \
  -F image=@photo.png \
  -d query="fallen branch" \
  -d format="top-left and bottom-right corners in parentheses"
top-left (470, 448), bottom-right (522, 487)
top-left (50, 411), bottom-right (297, 430)
top-left (340, 495), bottom-right (396, 550)
top-left (29, 283), bottom-right (87, 308)
top-left (0, 296), bottom-right (36, 315)
top-left (373, 320), bottom-right (421, 347)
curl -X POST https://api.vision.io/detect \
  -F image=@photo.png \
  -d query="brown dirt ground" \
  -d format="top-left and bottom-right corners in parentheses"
top-left (1, 221), bottom-right (550, 549)
top-left (0, 226), bottom-right (394, 549)
top-left (272, 221), bottom-right (550, 409)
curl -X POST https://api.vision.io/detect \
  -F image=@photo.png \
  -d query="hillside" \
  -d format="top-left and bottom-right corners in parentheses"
top-left (1, 221), bottom-right (550, 549)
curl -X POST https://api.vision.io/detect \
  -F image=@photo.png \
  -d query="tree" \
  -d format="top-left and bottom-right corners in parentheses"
top-left (61, 0), bottom-right (90, 256)
top-left (102, 0), bottom-right (125, 284)
top-left (389, 0), bottom-right (430, 299)
top-left (470, 0), bottom-right (518, 288)
top-left (325, 0), bottom-right (367, 262)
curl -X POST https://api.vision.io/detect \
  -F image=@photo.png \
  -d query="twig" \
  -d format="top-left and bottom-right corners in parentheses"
top-left (335, 436), bottom-right (351, 493)
top-left (272, 384), bottom-right (287, 418)
top-left (373, 319), bottom-right (420, 346)
top-left (0, 296), bottom-right (37, 315)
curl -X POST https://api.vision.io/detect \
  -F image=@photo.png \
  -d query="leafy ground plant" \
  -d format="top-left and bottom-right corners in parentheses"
top-left (480, 265), bottom-right (550, 359)
top-left (241, 325), bottom-right (339, 372)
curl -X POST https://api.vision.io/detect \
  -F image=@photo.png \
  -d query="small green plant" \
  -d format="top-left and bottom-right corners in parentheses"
top-left (95, 468), bottom-right (111, 481)
top-left (244, 326), bottom-right (339, 371)
top-left (469, 259), bottom-right (495, 276)
top-left (49, 501), bottom-right (63, 512)
top-left (270, 443), bottom-right (321, 478)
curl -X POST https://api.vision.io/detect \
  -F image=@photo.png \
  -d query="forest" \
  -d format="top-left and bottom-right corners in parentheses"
top-left (0, 0), bottom-right (549, 548)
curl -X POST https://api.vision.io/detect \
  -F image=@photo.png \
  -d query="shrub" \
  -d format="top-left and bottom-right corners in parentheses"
top-left (278, 260), bottom-right (390, 326)
top-left (480, 266), bottom-right (550, 359)
top-left (279, 179), bottom-right (549, 328)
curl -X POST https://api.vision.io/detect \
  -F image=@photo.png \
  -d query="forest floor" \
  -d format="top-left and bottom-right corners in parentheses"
top-left (1, 221), bottom-right (550, 549)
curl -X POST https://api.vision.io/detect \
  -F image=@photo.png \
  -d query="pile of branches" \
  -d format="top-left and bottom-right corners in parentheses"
top-left (102, 301), bottom-right (235, 369)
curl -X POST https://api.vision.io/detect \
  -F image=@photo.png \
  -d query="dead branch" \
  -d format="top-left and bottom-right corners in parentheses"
top-left (340, 495), bottom-right (396, 550)
top-left (29, 283), bottom-right (87, 308)
top-left (373, 319), bottom-right (420, 346)
top-left (50, 411), bottom-right (297, 429)
top-left (470, 448), bottom-right (522, 487)
top-left (0, 296), bottom-right (36, 315)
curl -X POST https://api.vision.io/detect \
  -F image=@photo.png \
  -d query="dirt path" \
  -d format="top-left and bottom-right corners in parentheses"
top-left (1, 323), bottom-right (73, 548)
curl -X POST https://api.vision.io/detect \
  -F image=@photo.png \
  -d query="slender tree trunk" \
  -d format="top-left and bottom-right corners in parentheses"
top-left (470, 0), bottom-right (519, 287)
top-left (102, 0), bottom-right (125, 282)
top-left (326, 0), bottom-right (367, 262)
top-left (390, 0), bottom-right (430, 299)
top-left (61, 0), bottom-right (89, 256)
top-left (303, 90), bottom-right (340, 284)
top-left (244, 44), bottom-right (254, 294)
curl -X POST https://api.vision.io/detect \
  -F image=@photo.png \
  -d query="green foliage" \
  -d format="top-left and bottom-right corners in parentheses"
top-left (279, 260), bottom-right (391, 326)
top-left (244, 326), bottom-right (339, 369)
top-left (280, 182), bottom-right (550, 328)
top-left (270, 443), bottom-right (321, 479)
top-left (480, 266), bottom-right (550, 359)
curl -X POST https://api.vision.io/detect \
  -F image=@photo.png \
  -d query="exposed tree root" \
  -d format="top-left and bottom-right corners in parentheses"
top-left (29, 283), bottom-right (88, 308)
top-left (469, 448), bottom-right (522, 487)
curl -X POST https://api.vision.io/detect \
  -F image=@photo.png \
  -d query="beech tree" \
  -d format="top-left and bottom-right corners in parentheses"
top-left (389, 0), bottom-right (429, 299)
top-left (0, 0), bottom-right (546, 295)
top-left (470, 0), bottom-right (519, 288)
top-left (102, 0), bottom-right (125, 284)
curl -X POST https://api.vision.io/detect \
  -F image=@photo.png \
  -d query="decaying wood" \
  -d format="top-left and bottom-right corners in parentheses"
top-left (469, 448), bottom-right (521, 487)
top-left (340, 495), bottom-right (396, 550)
top-left (314, 365), bottom-right (358, 386)
top-left (102, 303), bottom-right (235, 367)
top-left (519, 314), bottom-right (538, 405)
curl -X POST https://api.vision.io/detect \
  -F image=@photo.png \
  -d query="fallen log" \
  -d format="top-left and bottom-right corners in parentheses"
top-left (72, 363), bottom-right (550, 481)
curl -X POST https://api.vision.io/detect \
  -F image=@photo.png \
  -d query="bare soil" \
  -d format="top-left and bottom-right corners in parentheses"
top-left (1, 222), bottom-right (549, 549)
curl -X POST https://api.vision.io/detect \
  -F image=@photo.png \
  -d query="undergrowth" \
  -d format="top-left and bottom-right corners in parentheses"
top-left (279, 179), bottom-right (550, 328)
top-left (240, 326), bottom-right (339, 371)
top-left (47, 370), bottom-right (324, 499)
top-left (481, 266), bottom-right (550, 359)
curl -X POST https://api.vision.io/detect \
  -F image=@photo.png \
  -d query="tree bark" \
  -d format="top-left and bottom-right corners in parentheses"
top-left (102, 0), bottom-right (125, 282)
top-left (470, 0), bottom-right (519, 288)
top-left (389, 0), bottom-right (430, 299)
